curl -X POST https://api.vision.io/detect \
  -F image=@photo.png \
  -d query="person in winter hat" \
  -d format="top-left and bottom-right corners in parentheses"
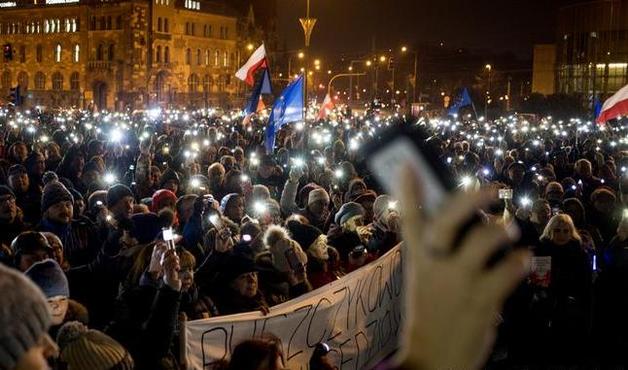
top-left (0, 185), bottom-right (28, 262)
top-left (328, 202), bottom-right (367, 264)
top-left (107, 183), bottom-right (135, 221)
top-left (56, 321), bottom-right (134, 370)
top-left (38, 181), bottom-right (100, 266)
top-left (11, 231), bottom-right (55, 271)
top-left (0, 263), bottom-right (57, 370)
top-left (213, 254), bottom-right (269, 315)
top-left (25, 259), bottom-right (70, 326)
top-left (280, 166), bottom-right (331, 231)
top-left (221, 193), bottom-right (245, 224)
top-left (366, 195), bottom-right (401, 255)
top-left (159, 168), bottom-right (180, 194)
top-left (263, 225), bottom-right (308, 273)
top-left (286, 220), bottom-right (338, 289)
top-left (151, 188), bottom-right (177, 214)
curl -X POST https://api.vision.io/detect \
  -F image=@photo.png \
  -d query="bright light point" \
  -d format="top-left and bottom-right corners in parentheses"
top-left (254, 201), bottom-right (267, 215)
top-left (334, 169), bottom-right (344, 179)
top-left (104, 173), bottom-right (116, 184)
top-left (292, 157), bottom-right (305, 167)
top-left (190, 178), bottom-right (200, 188)
top-left (241, 175), bottom-right (249, 182)
top-left (520, 197), bottom-right (531, 207)
top-left (482, 168), bottom-right (490, 176)
top-left (460, 176), bottom-right (472, 188)
top-left (388, 201), bottom-right (398, 210)
top-left (110, 129), bottom-right (123, 142)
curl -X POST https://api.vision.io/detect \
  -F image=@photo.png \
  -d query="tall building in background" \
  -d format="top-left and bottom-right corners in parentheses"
top-left (556, 0), bottom-right (628, 97)
top-left (0, 0), bottom-right (257, 110)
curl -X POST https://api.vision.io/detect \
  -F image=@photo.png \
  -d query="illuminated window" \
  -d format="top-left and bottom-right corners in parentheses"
top-left (44, 20), bottom-right (49, 33)
top-left (71, 18), bottom-right (77, 32)
top-left (65, 19), bottom-right (70, 32)
top-left (70, 72), bottom-right (79, 90)
top-left (35, 72), bottom-right (45, 89)
top-left (52, 72), bottom-right (63, 90)
top-left (214, 50), bottom-right (219, 66)
top-left (55, 19), bottom-right (60, 32)
top-left (73, 44), bottom-right (79, 62)
top-left (204, 49), bottom-right (209, 65)
top-left (54, 43), bottom-right (61, 62)
top-left (223, 51), bottom-right (228, 67)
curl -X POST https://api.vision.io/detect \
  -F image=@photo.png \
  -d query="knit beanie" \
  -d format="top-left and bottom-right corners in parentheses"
top-left (286, 220), bottom-right (323, 250)
top-left (299, 183), bottom-right (319, 205)
top-left (106, 184), bottom-right (134, 208)
top-left (0, 264), bottom-right (52, 369)
top-left (57, 321), bottom-right (134, 370)
top-left (69, 188), bottom-right (84, 203)
top-left (353, 190), bottom-right (377, 205)
top-left (150, 189), bottom-right (177, 213)
top-left (219, 255), bottom-right (257, 284)
top-left (88, 190), bottom-right (108, 212)
top-left (159, 168), bottom-right (180, 189)
top-left (251, 184), bottom-right (271, 200)
top-left (41, 181), bottom-right (74, 213)
top-left (25, 259), bottom-right (70, 298)
top-left (0, 184), bottom-right (15, 199)
top-left (8, 164), bottom-right (27, 177)
top-left (308, 187), bottom-right (330, 207)
top-left (334, 202), bottom-right (365, 225)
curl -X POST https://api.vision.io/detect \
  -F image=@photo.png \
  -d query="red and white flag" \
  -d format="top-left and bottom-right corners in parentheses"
top-left (597, 84), bottom-right (628, 124)
top-left (317, 93), bottom-right (335, 120)
top-left (235, 44), bottom-right (267, 86)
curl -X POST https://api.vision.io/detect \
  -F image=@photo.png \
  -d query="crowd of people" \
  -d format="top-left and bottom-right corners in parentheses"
top-left (0, 106), bottom-right (401, 370)
top-left (3, 104), bottom-right (628, 369)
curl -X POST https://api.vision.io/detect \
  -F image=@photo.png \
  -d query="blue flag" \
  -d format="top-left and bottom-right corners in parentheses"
top-left (265, 75), bottom-right (304, 153)
top-left (448, 88), bottom-right (473, 116)
top-left (594, 96), bottom-right (603, 120)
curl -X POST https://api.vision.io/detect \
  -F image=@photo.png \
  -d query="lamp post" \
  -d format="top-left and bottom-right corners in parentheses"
top-left (328, 72), bottom-right (366, 96)
top-left (299, 0), bottom-right (316, 110)
top-left (401, 46), bottom-right (418, 104)
top-left (484, 64), bottom-right (492, 119)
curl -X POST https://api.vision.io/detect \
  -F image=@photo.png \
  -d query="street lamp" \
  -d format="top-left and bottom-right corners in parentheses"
top-left (379, 55), bottom-right (387, 62)
top-left (484, 64), bottom-right (493, 119)
top-left (246, 43), bottom-right (254, 51)
top-left (366, 60), bottom-right (372, 67)
top-left (298, 52), bottom-right (305, 59)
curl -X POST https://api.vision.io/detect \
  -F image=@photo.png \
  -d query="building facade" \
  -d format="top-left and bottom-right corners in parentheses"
top-left (532, 44), bottom-right (556, 95)
top-left (0, 0), bottom-right (254, 110)
top-left (556, 0), bottom-right (628, 97)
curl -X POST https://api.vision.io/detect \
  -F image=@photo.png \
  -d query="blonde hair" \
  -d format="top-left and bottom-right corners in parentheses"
top-left (540, 213), bottom-right (581, 244)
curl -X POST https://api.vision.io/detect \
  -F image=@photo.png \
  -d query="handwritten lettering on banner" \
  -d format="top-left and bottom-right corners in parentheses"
top-left (184, 245), bottom-right (404, 370)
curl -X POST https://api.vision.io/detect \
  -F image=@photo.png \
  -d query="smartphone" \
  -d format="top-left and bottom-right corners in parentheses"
top-left (498, 188), bottom-right (513, 200)
top-left (162, 227), bottom-right (176, 251)
top-left (285, 248), bottom-right (305, 274)
top-left (360, 123), bottom-right (518, 265)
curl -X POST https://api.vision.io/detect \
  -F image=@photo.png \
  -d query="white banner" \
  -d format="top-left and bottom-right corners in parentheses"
top-left (184, 245), bottom-right (404, 370)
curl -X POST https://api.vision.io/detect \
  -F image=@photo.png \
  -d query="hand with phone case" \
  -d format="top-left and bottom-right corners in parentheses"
top-left (398, 167), bottom-right (531, 370)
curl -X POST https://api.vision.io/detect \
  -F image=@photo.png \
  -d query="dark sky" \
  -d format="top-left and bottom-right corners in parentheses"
top-left (276, 0), bottom-right (565, 60)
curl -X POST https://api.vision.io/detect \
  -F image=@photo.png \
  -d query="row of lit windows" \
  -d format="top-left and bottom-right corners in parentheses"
top-left (155, 0), bottom-right (169, 5)
top-left (184, 22), bottom-right (229, 39)
top-left (3, 44), bottom-right (80, 63)
top-left (1, 70), bottom-right (81, 91)
top-left (183, 48), bottom-right (233, 67)
top-left (0, 18), bottom-right (79, 35)
top-left (184, 0), bottom-right (200, 10)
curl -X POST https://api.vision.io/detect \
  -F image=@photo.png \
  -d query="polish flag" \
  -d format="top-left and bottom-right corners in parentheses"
top-left (236, 44), bottom-right (267, 86)
top-left (597, 84), bottom-right (628, 124)
top-left (317, 93), bottom-right (335, 120)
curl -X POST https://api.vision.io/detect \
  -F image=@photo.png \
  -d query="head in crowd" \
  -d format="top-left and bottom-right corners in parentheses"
top-left (541, 213), bottom-right (582, 246)
top-left (56, 321), bottom-right (134, 370)
top-left (41, 181), bottom-right (74, 224)
top-left (0, 263), bottom-right (56, 370)
top-left (0, 185), bottom-right (17, 224)
top-left (107, 184), bottom-right (135, 220)
top-left (12, 231), bottom-right (54, 271)
top-left (25, 259), bottom-right (70, 326)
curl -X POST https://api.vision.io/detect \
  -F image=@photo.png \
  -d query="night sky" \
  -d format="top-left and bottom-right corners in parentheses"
top-left (276, 0), bottom-right (576, 60)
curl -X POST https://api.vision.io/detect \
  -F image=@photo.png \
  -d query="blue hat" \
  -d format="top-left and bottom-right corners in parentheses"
top-left (334, 202), bottom-right (365, 225)
top-left (25, 259), bottom-right (69, 298)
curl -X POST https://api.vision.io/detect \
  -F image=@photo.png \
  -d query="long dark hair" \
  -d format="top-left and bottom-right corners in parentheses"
top-left (225, 336), bottom-right (284, 370)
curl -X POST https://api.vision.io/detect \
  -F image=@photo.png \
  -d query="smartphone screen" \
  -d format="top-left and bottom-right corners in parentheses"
top-left (162, 227), bottom-right (174, 241)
